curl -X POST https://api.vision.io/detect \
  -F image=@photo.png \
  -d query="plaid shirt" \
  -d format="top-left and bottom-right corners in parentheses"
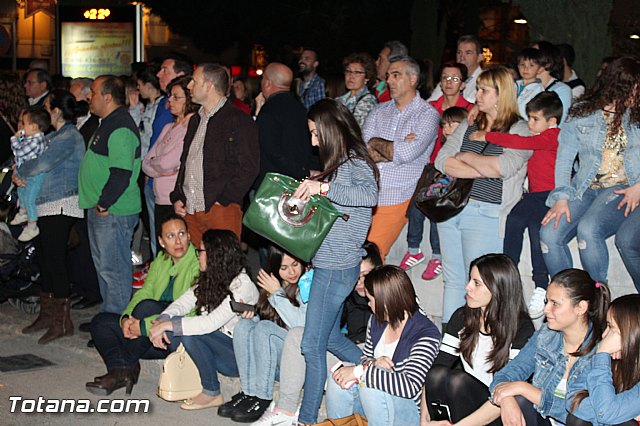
top-left (11, 132), bottom-right (47, 168)
top-left (298, 74), bottom-right (325, 110)
top-left (362, 92), bottom-right (439, 206)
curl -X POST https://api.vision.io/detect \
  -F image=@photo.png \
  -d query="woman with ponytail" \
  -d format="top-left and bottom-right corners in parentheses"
top-left (18, 89), bottom-right (86, 344)
top-left (441, 269), bottom-right (611, 426)
top-left (567, 294), bottom-right (640, 426)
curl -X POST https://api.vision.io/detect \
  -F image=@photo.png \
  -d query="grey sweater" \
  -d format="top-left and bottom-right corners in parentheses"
top-left (312, 157), bottom-right (378, 269)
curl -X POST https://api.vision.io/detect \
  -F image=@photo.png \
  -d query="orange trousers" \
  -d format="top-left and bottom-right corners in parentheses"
top-left (184, 203), bottom-right (242, 248)
top-left (366, 199), bottom-right (411, 262)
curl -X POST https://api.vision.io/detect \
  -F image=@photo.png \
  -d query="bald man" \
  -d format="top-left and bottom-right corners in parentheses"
top-left (253, 62), bottom-right (313, 188)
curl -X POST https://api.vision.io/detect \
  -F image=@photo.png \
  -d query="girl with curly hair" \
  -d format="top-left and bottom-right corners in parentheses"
top-left (541, 56), bottom-right (640, 290)
top-left (149, 229), bottom-right (259, 410)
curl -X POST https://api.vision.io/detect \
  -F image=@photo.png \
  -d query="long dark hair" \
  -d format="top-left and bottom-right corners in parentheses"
top-left (47, 89), bottom-right (82, 124)
top-left (364, 265), bottom-right (418, 329)
top-left (307, 98), bottom-right (379, 183)
top-left (194, 230), bottom-right (248, 314)
top-left (459, 254), bottom-right (529, 373)
top-left (551, 269), bottom-right (610, 357)
top-left (571, 294), bottom-right (640, 412)
top-left (255, 245), bottom-right (306, 328)
top-left (568, 56), bottom-right (640, 132)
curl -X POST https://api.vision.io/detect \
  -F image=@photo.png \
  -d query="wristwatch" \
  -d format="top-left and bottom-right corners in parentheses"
top-left (320, 182), bottom-right (330, 196)
top-left (353, 364), bottom-right (364, 382)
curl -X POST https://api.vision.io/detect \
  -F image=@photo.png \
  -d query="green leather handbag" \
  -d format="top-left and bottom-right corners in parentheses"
top-left (243, 172), bottom-right (349, 262)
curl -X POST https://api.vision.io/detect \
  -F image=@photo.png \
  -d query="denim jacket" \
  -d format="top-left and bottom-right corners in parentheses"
top-left (17, 123), bottom-right (85, 205)
top-left (568, 352), bottom-right (640, 426)
top-left (547, 110), bottom-right (640, 206)
top-left (489, 325), bottom-right (597, 423)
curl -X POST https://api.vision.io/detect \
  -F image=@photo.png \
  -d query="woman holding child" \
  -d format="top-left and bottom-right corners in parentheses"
top-left (434, 65), bottom-right (531, 324)
top-left (541, 56), bottom-right (640, 290)
top-left (18, 89), bottom-right (85, 344)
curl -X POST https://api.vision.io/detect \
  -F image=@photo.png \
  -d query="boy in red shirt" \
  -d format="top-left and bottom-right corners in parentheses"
top-left (470, 91), bottom-right (562, 324)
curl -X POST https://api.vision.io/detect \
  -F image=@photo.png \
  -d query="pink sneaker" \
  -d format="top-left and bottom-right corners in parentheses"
top-left (422, 258), bottom-right (443, 280)
top-left (399, 251), bottom-right (425, 270)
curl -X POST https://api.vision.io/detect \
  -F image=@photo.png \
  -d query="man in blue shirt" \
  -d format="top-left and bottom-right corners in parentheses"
top-left (297, 49), bottom-right (325, 110)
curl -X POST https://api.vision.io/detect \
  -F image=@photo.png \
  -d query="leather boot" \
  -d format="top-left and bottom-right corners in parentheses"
top-left (38, 298), bottom-right (74, 344)
top-left (22, 292), bottom-right (54, 334)
top-left (86, 362), bottom-right (141, 396)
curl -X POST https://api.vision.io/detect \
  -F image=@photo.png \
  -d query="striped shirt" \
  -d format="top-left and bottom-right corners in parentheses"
top-left (460, 123), bottom-right (504, 204)
top-left (362, 92), bottom-right (439, 206)
top-left (183, 98), bottom-right (226, 214)
top-left (359, 311), bottom-right (441, 410)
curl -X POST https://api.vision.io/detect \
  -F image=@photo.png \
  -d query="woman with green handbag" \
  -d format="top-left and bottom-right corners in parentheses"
top-left (292, 99), bottom-right (379, 425)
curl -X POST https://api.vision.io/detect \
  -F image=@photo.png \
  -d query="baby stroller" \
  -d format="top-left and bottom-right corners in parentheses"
top-left (0, 166), bottom-right (41, 314)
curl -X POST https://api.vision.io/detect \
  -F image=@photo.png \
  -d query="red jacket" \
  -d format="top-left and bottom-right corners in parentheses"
top-left (428, 96), bottom-right (474, 163)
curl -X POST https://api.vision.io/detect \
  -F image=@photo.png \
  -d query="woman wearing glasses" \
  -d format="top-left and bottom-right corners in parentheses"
top-left (142, 75), bottom-right (199, 229)
top-left (336, 52), bottom-right (378, 127)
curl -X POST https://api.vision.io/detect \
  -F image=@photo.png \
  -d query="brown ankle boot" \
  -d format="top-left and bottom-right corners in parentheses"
top-left (22, 292), bottom-right (54, 334)
top-left (86, 362), bottom-right (140, 396)
top-left (38, 298), bottom-right (74, 344)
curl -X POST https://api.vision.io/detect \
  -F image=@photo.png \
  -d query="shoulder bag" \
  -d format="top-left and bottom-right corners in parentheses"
top-left (156, 343), bottom-right (202, 401)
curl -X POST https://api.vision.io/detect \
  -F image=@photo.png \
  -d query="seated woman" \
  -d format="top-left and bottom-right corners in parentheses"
top-left (149, 229), bottom-right (259, 410)
top-left (326, 265), bottom-right (441, 426)
top-left (541, 56), bottom-right (640, 289)
top-left (567, 294), bottom-right (640, 426)
top-left (218, 246), bottom-right (308, 422)
top-left (422, 254), bottom-right (534, 425)
top-left (448, 269), bottom-right (610, 426)
top-left (86, 214), bottom-right (199, 395)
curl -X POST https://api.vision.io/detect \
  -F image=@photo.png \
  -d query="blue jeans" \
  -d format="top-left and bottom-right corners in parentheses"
top-left (233, 318), bottom-right (287, 400)
top-left (144, 184), bottom-right (157, 258)
top-left (437, 201), bottom-right (503, 322)
top-left (299, 265), bottom-right (362, 424)
top-left (615, 207), bottom-right (640, 290)
top-left (406, 202), bottom-right (441, 255)
top-left (326, 376), bottom-right (420, 426)
top-left (540, 186), bottom-right (628, 283)
top-left (87, 209), bottom-right (138, 314)
top-left (504, 191), bottom-right (550, 288)
top-left (168, 330), bottom-right (238, 396)
top-left (90, 299), bottom-right (169, 370)
top-left (18, 173), bottom-right (45, 222)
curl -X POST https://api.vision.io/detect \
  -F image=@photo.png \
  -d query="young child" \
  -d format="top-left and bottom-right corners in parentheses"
top-left (515, 47), bottom-right (544, 120)
top-left (10, 107), bottom-right (50, 242)
top-left (401, 106), bottom-right (469, 280)
top-left (470, 91), bottom-right (562, 325)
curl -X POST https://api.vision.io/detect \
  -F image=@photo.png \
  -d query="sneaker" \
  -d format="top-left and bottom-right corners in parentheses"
top-left (421, 258), bottom-right (443, 280)
top-left (10, 210), bottom-right (28, 225)
top-left (18, 225), bottom-right (39, 242)
top-left (528, 287), bottom-right (547, 319)
top-left (251, 404), bottom-right (297, 426)
top-left (232, 397), bottom-right (272, 423)
top-left (218, 392), bottom-right (251, 418)
top-left (131, 251), bottom-right (144, 266)
top-left (399, 251), bottom-right (425, 271)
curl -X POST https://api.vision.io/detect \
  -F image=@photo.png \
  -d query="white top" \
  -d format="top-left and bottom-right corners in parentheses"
top-left (373, 326), bottom-right (400, 359)
top-left (37, 195), bottom-right (84, 219)
top-left (460, 332), bottom-right (494, 387)
top-left (549, 378), bottom-right (568, 426)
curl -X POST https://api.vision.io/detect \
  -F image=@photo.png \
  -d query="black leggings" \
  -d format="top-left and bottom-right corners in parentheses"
top-left (36, 215), bottom-right (77, 298)
top-left (425, 365), bottom-right (502, 425)
top-left (566, 413), bottom-right (637, 426)
top-left (516, 395), bottom-right (552, 426)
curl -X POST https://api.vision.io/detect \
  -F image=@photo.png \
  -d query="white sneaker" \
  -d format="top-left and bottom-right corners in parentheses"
top-left (131, 251), bottom-right (144, 266)
top-left (18, 225), bottom-right (40, 242)
top-left (10, 211), bottom-right (28, 225)
top-left (250, 403), bottom-right (297, 426)
top-left (528, 287), bottom-right (547, 320)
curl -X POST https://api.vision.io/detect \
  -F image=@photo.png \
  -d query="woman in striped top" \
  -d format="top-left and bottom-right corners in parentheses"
top-left (327, 265), bottom-right (441, 426)
top-left (434, 66), bottom-right (532, 325)
top-left (422, 254), bottom-right (534, 425)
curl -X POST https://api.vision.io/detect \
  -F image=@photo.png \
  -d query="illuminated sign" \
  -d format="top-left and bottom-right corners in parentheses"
top-left (84, 8), bottom-right (111, 20)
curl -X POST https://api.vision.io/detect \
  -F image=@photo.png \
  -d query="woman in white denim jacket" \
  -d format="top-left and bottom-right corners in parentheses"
top-left (541, 57), bottom-right (640, 290)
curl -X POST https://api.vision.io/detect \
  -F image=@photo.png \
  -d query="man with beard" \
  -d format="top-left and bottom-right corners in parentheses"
top-left (296, 49), bottom-right (325, 110)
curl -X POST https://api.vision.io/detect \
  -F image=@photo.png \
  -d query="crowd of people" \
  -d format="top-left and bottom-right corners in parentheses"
top-left (1, 34), bottom-right (640, 426)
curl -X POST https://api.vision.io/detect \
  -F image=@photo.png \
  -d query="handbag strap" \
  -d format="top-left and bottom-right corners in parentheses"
top-left (309, 155), bottom-right (358, 182)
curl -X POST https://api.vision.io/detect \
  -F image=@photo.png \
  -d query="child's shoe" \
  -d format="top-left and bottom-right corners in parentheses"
top-left (10, 210), bottom-right (28, 225)
top-left (399, 251), bottom-right (425, 271)
top-left (18, 224), bottom-right (40, 242)
top-left (422, 258), bottom-right (443, 280)
top-left (528, 287), bottom-right (547, 320)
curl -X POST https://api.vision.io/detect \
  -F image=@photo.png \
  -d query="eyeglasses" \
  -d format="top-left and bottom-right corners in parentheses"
top-left (441, 76), bottom-right (462, 83)
top-left (169, 94), bottom-right (186, 100)
top-left (344, 69), bottom-right (366, 76)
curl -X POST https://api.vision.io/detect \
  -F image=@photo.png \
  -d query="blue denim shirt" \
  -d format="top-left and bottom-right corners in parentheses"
top-left (489, 325), bottom-right (596, 422)
top-left (547, 110), bottom-right (640, 206)
top-left (568, 352), bottom-right (640, 425)
top-left (17, 123), bottom-right (85, 205)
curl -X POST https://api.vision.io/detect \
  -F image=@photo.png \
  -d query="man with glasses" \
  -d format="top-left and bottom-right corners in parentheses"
top-left (23, 68), bottom-right (51, 107)
top-left (428, 35), bottom-right (484, 103)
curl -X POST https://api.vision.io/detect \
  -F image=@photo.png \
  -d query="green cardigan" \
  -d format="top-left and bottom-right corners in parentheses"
top-left (121, 244), bottom-right (200, 335)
